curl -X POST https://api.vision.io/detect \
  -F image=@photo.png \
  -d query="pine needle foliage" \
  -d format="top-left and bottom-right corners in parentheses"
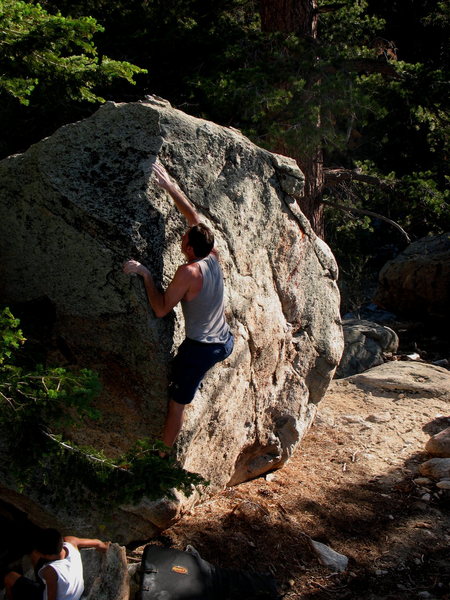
top-left (0, 0), bottom-right (146, 106)
top-left (0, 308), bottom-right (206, 508)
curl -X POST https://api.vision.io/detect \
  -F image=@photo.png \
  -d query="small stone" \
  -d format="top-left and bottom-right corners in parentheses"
top-left (418, 592), bottom-right (434, 599)
top-left (421, 493), bottom-right (431, 502)
top-left (375, 570), bottom-right (388, 576)
top-left (436, 480), bottom-right (450, 490)
top-left (366, 412), bottom-right (392, 423)
top-left (425, 427), bottom-right (450, 458)
top-left (342, 415), bottom-right (364, 424)
top-left (307, 539), bottom-right (348, 572)
top-left (419, 458), bottom-right (450, 480)
top-left (413, 477), bottom-right (433, 486)
top-left (265, 473), bottom-right (277, 482)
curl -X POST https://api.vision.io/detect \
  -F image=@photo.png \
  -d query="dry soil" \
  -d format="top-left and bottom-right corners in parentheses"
top-left (129, 376), bottom-right (450, 599)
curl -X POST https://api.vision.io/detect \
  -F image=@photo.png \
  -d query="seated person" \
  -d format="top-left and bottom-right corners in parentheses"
top-left (4, 528), bottom-right (108, 600)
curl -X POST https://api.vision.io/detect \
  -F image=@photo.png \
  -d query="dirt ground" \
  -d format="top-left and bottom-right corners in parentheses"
top-left (129, 377), bottom-right (450, 599)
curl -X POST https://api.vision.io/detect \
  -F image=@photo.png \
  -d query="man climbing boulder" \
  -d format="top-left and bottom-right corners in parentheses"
top-left (123, 161), bottom-right (234, 450)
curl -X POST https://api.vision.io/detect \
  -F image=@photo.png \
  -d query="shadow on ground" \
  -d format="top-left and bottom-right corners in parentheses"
top-left (161, 450), bottom-right (450, 600)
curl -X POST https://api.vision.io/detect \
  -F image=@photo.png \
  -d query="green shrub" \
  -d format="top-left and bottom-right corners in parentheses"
top-left (0, 307), bottom-right (205, 506)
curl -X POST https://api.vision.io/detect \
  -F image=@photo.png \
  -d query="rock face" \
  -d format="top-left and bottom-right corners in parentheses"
top-left (335, 319), bottom-right (398, 378)
top-left (0, 97), bottom-right (343, 541)
top-left (82, 545), bottom-right (129, 600)
top-left (374, 233), bottom-right (450, 322)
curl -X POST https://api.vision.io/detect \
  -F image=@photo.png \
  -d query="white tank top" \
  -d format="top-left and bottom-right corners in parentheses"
top-left (181, 253), bottom-right (230, 343)
top-left (39, 542), bottom-right (84, 600)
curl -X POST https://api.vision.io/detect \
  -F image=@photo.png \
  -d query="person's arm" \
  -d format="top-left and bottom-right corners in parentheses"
top-left (40, 566), bottom-right (58, 600)
top-left (123, 260), bottom-right (193, 317)
top-left (63, 536), bottom-right (109, 552)
top-left (153, 162), bottom-right (200, 226)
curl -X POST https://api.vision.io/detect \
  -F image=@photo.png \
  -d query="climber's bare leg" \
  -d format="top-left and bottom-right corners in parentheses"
top-left (162, 400), bottom-right (186, 449)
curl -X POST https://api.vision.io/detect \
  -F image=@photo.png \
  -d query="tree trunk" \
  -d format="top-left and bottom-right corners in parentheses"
top-left (259, 0), bottom-right (318, 35)
top-left (297, 149), bottom-right (324, 236)
top-left (259, 0), bottom-right (324, 237)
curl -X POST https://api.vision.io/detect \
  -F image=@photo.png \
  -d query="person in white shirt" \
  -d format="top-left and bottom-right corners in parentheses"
top-left (4, 528), bottom-right (109, 600)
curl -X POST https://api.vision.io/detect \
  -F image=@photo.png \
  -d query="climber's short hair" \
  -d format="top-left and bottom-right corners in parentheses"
top-left (188, 223), bottom-right (214, 258)
top-left (33, 528), bottom-right (63, 556)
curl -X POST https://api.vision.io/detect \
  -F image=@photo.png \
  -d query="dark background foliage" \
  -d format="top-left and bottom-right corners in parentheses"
top-left (1, 0), bottom-right (449, 301)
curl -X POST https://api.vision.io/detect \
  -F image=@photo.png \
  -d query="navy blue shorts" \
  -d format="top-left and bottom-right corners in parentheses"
top-left (169, 333), bottom-right (234, 405)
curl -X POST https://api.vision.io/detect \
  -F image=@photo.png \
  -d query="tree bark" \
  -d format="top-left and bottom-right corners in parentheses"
top-left (259, 0), bottom-right (318, 36)
top-left (297, 149), bottom-right (325, 237)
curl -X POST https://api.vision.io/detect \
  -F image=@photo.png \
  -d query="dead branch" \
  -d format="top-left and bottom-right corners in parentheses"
top-left (322, 198), bottom-right (411, 243)
top-left (338, 58), bottom-right (400, 78)
top-left (324, 168), bottom-right (395, 190)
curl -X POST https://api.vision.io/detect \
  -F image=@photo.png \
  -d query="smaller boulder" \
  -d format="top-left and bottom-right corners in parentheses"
top-left (335, 319), bottom-right (398, 378)
top-left (348, 361), bottom-right (450, 399)
top-left (419, 458), bottom-right (450, 481)
top-left (374, 233), bottom-right (450, 321)
top-left (425, 427), bottom-right (450, 458)
top-left (82, 544), bottom-right (129, 600)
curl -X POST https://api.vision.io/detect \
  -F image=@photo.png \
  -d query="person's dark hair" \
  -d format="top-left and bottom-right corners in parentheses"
top-left (34, 528), bottom-right (63, 556)
top-left (187, 223), bottom-right (214, 258)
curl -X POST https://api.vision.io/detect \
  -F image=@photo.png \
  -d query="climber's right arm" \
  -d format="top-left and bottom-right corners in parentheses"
top-left (152, 161), bottom-right (199, 226)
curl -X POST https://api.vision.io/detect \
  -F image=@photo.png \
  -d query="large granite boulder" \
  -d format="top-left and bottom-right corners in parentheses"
top-left (335, 319), bottom-right (398, 378)
top-left (374, 233), bottom-right (450, 322)
top-left (0, 97), bottom-right (343, 541)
